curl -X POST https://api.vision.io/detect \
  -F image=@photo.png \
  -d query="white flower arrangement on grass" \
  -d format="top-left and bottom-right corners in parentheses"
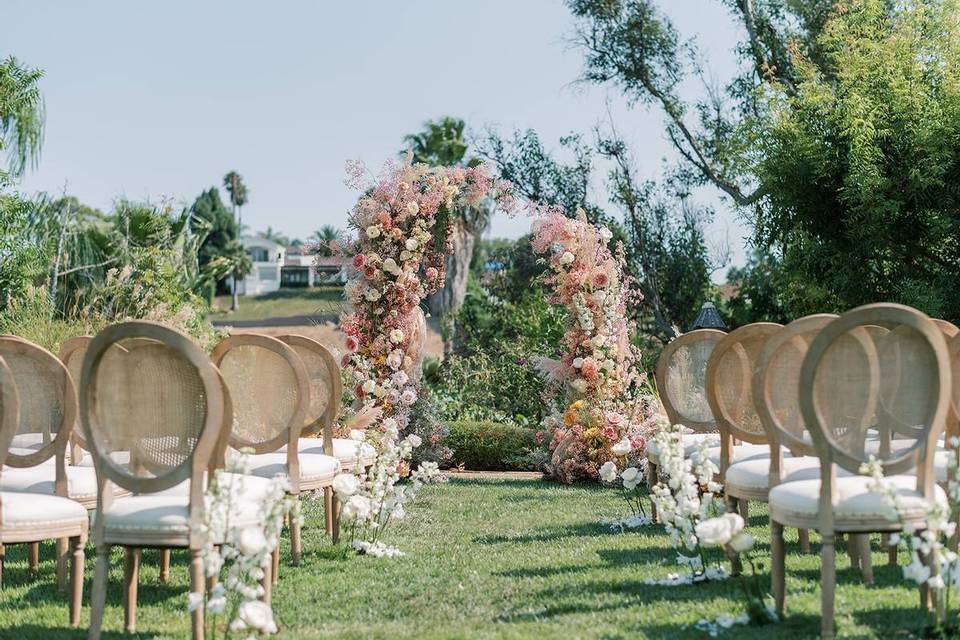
top-left (861, 437), bottom-right (960, 634)
top-left (598, 445), bottom-right (653, 531)
top-left (332, 419), bottom-right (442, 557)
top-left (647, 422), bottom-right (726, 582)
top-left (190, 450), bottom-right (298, 638)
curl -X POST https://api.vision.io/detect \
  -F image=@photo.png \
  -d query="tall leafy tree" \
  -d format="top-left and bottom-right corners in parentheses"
top-left (223, 171), bottom-right (249, 310)
top-left (0, 56), bottom-right (44, 183)
top-left (310, 225), bottom-right (339, 257)
top-left (402, 117), bottom-right (491, 352)
top-left (188, 187), bottom-right (250, 300)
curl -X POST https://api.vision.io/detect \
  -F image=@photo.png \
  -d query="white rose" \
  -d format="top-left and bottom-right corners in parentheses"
top-left (592, 290), bottom-right (607, 303)
top-left (382, 257), bottom-right (401, 275)
top-left (407, 434), bottom-right (423, 448)
top-left (372, 385), bottom-right (387, 398)
top-left (400, 250), bottom-right (413, 261)
top-left (599, 460), bottom-right (617, 483)
top-left (349, 429), bottom-right (365, 441)
top-left (623, 476), bottom-right (639, 491)
top-left (345, 495), bottom-right (371, 521)
top-left (611, 439), bottom-right (632, 456)
top-left (695, 513), bottom-right (745, 547)
top-left (620, 466), bottom-right (639, 482)
top-left (406, 201), bottom-right (420, 215)
top-left (729, 532), bottom-right (755, 553)
top-left (591, 335), bottom-right (606, 348)
top-left (332, 473), bottom-right (360, 498)
top-left (603, 359), bottom-right (616, 372)
top-left (405, 238), bottom-right (419, 251)
top-left (390, 328), bottom-right (404, 343)
top-left (599, 226), bottom-right (613, 242)
top-left (559, 251), bottom-right (575, 265)
top-left (361, 379), bottom-right (376, 393)
top-left (236, 600), bottom-right (276, 633)
top-left (364, 288), bottom-right (381, 302)
top-left (237, 526), bottom-right (267, 557)
top-left (572, 357), bottom-right (584, 368)
top-left (366, 225), bottom-right (381, 239)
top-left (571, 378), bottom-right (588, 394)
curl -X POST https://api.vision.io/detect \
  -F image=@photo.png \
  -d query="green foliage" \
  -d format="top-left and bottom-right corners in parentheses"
top-left (0, 56), bottom-right (43, 182)
top-left (403, 116), bottom-right (468, 166)
top-left (188, 187), bottom-right (249, 299)
top-left (0, 286), bottom-right (103, 353)
top-left (445, 421), bottom-right (537, 471)
top-left (749, 0), bottom-right (960, 319)
top-left (0, 192), bottom-right (46, 308)
top-left (721, 249), bottom-right (792, 328)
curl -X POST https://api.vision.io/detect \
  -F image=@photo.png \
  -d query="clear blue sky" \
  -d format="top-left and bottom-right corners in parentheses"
top-left (5, 0), bottom-right (748, 280)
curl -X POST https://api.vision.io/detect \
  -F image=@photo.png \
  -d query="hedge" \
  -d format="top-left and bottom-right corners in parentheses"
top-left (445, 420), bottom-right (537, 471)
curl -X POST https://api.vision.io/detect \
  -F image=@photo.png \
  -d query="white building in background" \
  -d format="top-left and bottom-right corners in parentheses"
top-left (233, 236), bottom-right (351, 295)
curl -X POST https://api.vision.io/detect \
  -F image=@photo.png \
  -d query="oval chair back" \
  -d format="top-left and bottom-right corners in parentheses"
top-left (0, 354), bottom-right (21, 471)
top-left (948, 332), bottom-right (960, 442)
top-left (276, 335), bottom-right (342, 455)
top-left (655, 329), bottom-right (727, 433)
top-left (0, 337), bottom-right (76, 479)
top-left (59, 336), bottom-right (93, 462)
top-left (704, 323), bottom-right (783, 476)
top-left (210, 334), bottom-right (310, 491)
top-left (753, 315), bottom-right (838, 482)
top-left (80, 321), bottom-right (226, 543)
top-left (799, 303), bottom-right (949, 514)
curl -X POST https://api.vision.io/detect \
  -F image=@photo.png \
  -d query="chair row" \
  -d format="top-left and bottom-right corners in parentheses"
top-left (651, 303), bottom-right (956, 639)
top-left (0, 321), bottom-right (373, 638)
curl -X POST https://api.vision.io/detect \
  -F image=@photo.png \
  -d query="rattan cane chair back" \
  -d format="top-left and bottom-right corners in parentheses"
top-left (277, 335), bottom-right (342, 452)
top-left (948, 332), bottom-right (960, 440)
top-left (80, 321), bottom-right (225, 494)
top-left (210, 334), bottom-right (309, 454)
top-left (754, 315), bottom-right (838, 457)
top-left (655, 329), bottom-right (726, 432)
top-left (705, 323), bottom-right (783, 444)
top-left (800, 304), bottom-right (949, 484)
top-left (0, 355), bottom-right (21, 469)
top-left (0, 336), bottom-right (76, 470)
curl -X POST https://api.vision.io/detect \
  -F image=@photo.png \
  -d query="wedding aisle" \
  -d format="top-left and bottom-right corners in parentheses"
top-left (0, 478), bottom-right (926, 639)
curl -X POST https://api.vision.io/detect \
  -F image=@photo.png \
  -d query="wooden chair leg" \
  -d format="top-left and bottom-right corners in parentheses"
top-left (821, 533), bottom-right (837, 640)
top-left (324, 487), bottom-right (334, 536)
top-left (190, 549), bottom-right (205, 640)
top-left (859, 534), bottom-right (874, 584)
top-left (0, 543), bottom-right (5, 588)
top-left (738, 499), bottom-right (749, 520)
top-left (290, 495), bottom-right (302, 566)
top-left (271, 547), bottom-right (280, 585)
top-left (887, 533), bottom-right (899, 566)
top-left (261, 555), bottom-right (272, 605)
top-left (647, 461), bottom-right (659, 522)
top-left (331, 493), bottom-right (340, 544)
top-left (123, 547), bottom-right (141, 633)
top-left (160, 548), bottom-right (171, 583)
top-left (69, 536), bottom-right (85, 627)
top-left (56, 537), bottom-right (70, 592)
top-left (724, 494), bottom-right (742, 576)
top-left (771, 520), bottom-right (786, 616)
top-left (798, 528), bottom-right (810, 553)
top-left (88, 544), bottom-right (110, 640)
top-left (845, 534), bottom-right (860, 570)
top-left (28, 541), bottom-right (39, 571)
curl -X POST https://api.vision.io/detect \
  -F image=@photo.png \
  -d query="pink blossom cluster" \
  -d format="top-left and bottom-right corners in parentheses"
top-left (531, 210), bottom-right (657, 483)
top-left (336, 154), bottom-right (514, 440)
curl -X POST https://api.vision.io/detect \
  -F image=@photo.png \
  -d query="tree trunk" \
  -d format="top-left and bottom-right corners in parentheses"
top-left (427, 220), bottom-right (475, 354)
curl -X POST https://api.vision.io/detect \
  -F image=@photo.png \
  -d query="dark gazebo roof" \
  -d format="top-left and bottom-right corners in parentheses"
top-left (691, 302), bottom-right (727, 330)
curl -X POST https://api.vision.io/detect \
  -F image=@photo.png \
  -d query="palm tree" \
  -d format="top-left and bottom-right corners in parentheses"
top-left (223, 171), bottom-right (248, 311)
top-left (310, 225), bottom-right (339, 257)
top-left (0, 56), bottom-right (45, 182)
top-left (402, 117), bottom-right (492, 353)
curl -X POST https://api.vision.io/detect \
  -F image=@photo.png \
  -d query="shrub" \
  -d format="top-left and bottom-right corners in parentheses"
top-left (445, 420), bottom-right (537, 471)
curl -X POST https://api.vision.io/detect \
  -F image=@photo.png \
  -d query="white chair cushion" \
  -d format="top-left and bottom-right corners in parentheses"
top-left (1, 465), bottom-right (99, 503)
top-left (725, 455), bottom-right (825, 491)
top-left (242, 451), bottom-right (340, 484)
top-left (100, 494), bottom-right (261, 544)
top-left (1, 491), bottom-right (88, 531)
top-left (647, 433), bottom-right (721, 463)
top-left (285, 438), bottom-right (376, 464)
top-left (75, 450), bottom-right (132, 468)
top-left (9, 433), bottom-right (50, 451)
top-left (769, 474), bottom-right (946, 527)
top-left (151, 473), bottom-right (277, 501)
top-left (691, 443), bottom-right (772, 470)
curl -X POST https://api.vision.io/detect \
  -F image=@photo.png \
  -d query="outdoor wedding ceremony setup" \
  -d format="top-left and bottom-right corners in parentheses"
top-left (3, 1), bottom-right (960, 639)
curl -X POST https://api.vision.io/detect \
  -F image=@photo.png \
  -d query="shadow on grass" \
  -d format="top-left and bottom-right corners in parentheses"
top-left (474, 521), bottom-right (611, 545)
top-left (637, 613), bottom-right (823, 640)
top-left (0, 625), bottom-right (157, 639)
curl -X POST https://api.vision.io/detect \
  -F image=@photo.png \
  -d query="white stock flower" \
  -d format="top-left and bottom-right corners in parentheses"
top-left (187, 591), bottom-right (204, 612)
top-left (366, 225), bottom-right (381, 239)
top-left (729, 532), bottom-right (755, 553)
top-left (390, 328), bottom-right (405, 343)
top-left (599, 460), bottom-right (617, 483)
top-left (611, 439), bottom-right (632, 457)
top-left (234, 600), bottom-right (277, 634)
top-left (621, 467), bottom-right (639, 482)
top-left (332, 473), bottom-right (360, 498)
top-left (695, 513), bottom-right (745, 547)
top-left (343, 495), bottom-right (372, 522)
top-left (237, 526), bottom-right (267, 557)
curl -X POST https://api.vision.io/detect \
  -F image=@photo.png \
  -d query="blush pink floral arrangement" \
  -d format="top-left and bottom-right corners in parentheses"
top-left (338, 154), bottom-right (514, 445)
top-left (531, 210), bottom-right (660, 484)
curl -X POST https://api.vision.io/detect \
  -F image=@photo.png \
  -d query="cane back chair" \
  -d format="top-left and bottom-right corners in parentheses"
top-left (769, 304), bottom-right (949, 639)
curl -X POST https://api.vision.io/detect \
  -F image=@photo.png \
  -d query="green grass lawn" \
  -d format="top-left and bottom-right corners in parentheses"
top-left (210, 288), bottom-right (345, 323)
top-left (0, 478), bottom-right (933, 639)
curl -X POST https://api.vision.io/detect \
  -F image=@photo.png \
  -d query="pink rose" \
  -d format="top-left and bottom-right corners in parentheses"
top-left (425, 267), bottom-right (439, 281)
top-left (364, 265), bottom-right (377, 279)
top-left (352, 254), bottom-right (366, 269)
top-left (341, 354), bottom-right (352, 367)
top-left (593, 270), bottom-right (610, 289)
top-left (345, 336), bottom-right (359, 352)
top-left (581, 358), bottom-right (599, 382)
